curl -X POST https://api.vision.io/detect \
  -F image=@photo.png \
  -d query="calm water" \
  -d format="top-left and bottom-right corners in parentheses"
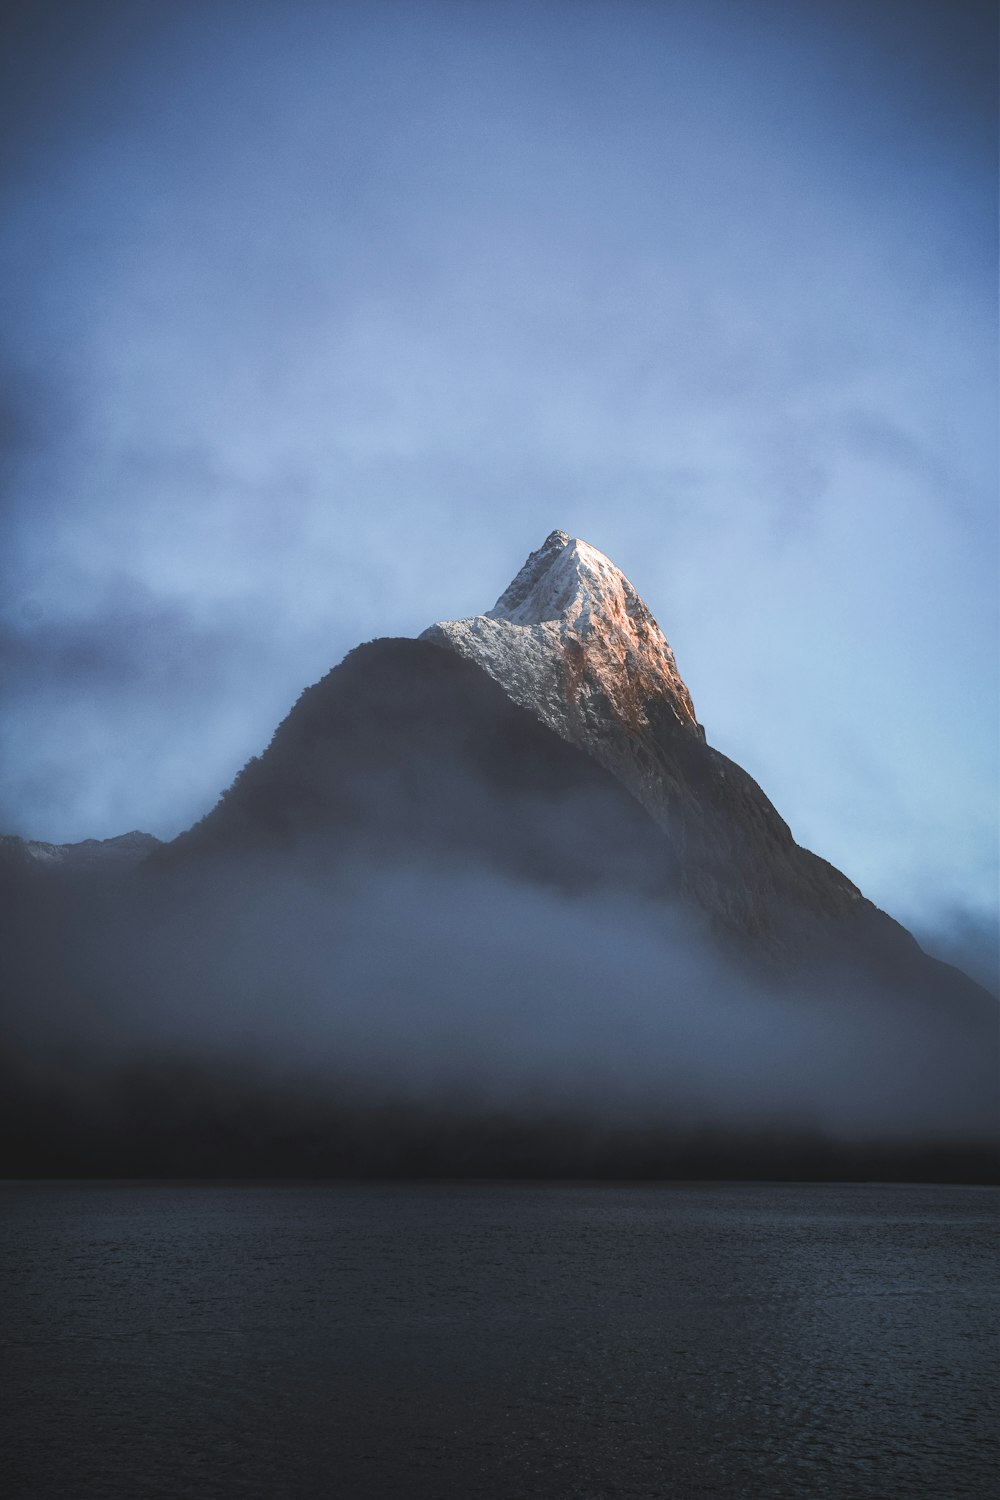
top-left (3, 1182), bottom-right (997, 1499)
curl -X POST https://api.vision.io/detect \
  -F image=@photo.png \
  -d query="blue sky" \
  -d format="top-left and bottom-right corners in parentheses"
top-left (0, 0), bottom-right (996, 962)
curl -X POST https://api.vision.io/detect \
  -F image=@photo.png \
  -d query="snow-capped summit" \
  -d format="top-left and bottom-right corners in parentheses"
top-left (422, 531), bottom-right (702, 770)
top-left (423, 529), bottom-right (866, 933)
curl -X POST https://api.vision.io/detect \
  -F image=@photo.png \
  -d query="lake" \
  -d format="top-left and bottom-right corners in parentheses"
top-left (3, 1182), bottom-right (997, 1498)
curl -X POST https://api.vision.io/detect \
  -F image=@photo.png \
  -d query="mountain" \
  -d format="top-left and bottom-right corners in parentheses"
top-left (0, 830), bottom-right (160, 879)
top-left (422, 532), bottom-right (991, 1001)
top-left (157, 527), bottom-right (994, 1051)
top-left (1, 530), bottom-right (996, 1177)
top-left (423, 530), bottom-right (863, 943)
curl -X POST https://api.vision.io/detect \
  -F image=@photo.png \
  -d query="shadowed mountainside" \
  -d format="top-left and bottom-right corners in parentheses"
top-left (161, 636), bottom-right (682, 904)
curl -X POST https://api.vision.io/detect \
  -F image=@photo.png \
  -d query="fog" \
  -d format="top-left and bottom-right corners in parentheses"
top-left (4, 826), bottom-right (995, 1180)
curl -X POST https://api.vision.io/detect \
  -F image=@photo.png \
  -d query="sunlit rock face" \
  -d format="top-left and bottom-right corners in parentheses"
top-left (424, 530), bottom-right (702, 749)
top-left (424, 531), bottom-right (867, 945)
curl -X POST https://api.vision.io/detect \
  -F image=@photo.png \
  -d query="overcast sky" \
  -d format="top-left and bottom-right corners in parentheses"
top-left (1, 0), bottom-right (996, 955)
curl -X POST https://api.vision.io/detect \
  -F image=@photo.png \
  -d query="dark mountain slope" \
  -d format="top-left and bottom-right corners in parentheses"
top-left (160, 636), bottom-right (682, 903)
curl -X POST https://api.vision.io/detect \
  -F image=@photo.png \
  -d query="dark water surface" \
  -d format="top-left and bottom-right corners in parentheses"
top-left (3, 1182), bottom-right (997, 1499)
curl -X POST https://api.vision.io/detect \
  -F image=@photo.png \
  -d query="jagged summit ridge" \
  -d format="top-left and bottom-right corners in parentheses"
top-left (422, 530), bottom-right (701, 760)
top-left (0, 829), bottom-right (160, 878)
top-left (487, 529), bottom-right (587, 623)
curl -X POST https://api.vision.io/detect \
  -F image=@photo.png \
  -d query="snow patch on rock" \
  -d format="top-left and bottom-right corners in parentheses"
top-left (422, 530), bottom-right (702, 760)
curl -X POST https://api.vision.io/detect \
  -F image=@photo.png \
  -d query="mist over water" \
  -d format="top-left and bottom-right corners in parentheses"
top-left (3, 827), bottom-right (996, 1179)
top-left (119, 858), bottom-right (998, 1140)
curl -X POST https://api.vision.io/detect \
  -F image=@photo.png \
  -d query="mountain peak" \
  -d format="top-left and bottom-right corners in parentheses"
top-left (488, 529), bottom-right (574, 621)
top-left (488, 531), bottom-right (671, 647)
top-left (422, 532), bottom-right (873, 937)
top-left (421, 531), bottom-right (702, 783)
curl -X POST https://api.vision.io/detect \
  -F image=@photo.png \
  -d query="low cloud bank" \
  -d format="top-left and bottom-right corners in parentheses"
top-left (2, 845), bottom-right (996, 1179)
